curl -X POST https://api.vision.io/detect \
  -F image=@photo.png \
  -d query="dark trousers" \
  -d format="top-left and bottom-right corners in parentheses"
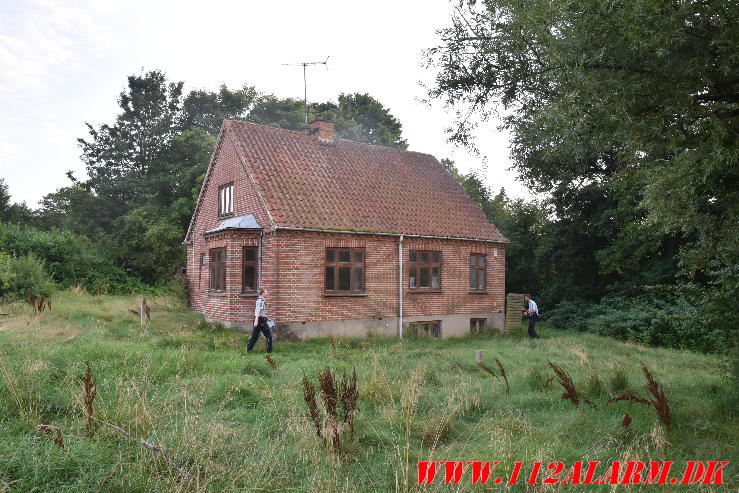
top-left (247, 316), bottom-right (273, 353)
top-left (528, 314), bottom-right (540, 338)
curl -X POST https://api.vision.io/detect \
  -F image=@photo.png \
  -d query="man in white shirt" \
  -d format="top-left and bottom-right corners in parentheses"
top-left (524, 294), bottom-right (541, 339)
top-left (247, 288), bottom-right (273, 353)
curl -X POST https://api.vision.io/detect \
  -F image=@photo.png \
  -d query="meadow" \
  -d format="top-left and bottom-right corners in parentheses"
top-left (0, 291), bottom-right (736, 492)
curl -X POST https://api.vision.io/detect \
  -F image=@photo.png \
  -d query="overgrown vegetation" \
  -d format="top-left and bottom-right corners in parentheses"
top-left (0, 292), bottom-right (735, 491)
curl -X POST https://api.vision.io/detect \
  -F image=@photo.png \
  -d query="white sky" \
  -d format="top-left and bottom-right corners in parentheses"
top-left (0, 0), bottom-right (528, 207)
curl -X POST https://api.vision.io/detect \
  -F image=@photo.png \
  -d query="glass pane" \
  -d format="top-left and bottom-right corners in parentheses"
top-left (353, 268), bottom-right (363, 291)
top-left (470, 255), bottom-right (477, 266)
top-left (354, 251), bottom-right (363, 264)
top-left (431, 252), bottom-right (440, 264)
top-left (470, 319), bottom-right (477, 332)
top-left (409, 251), bottom-right (417, 263)
top-left (432, 322), bottom-right (441, 338)
top-left (419, 267), bottom-right (430, 287)
top-left (244, 248), bottom-right (256, 262)
top-left (478, 255), bottom-right (486, 266)
top-left (478, 271), bottom-right (485, 290)
top-left (338, 267), bottom-right (351, 290)
top-left (325, 267), bottom-right (334, 290)
top-left (470, 270), bottom-right (477, 289)
top-left (339, 250), bottom-right (351, 263)
top-left (244, 265), bottom-right (256, 291)
top-left (419, 252), bottom-right (429, 264)
top-left (409, 268), bottom-right (416, 288)
top-left (431, 267), bottom-right (440, 288)
top-left (326, 250), bottom-right (335, 262)
top-left (479, 319), bottom-right (486, 331)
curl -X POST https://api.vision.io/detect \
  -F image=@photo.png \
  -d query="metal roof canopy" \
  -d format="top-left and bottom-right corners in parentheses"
top-left (203, 214), bottom-right (262, 235)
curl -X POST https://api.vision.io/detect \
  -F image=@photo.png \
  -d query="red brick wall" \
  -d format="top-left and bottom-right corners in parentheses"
top-left (271, 230), bottom-right (505, 323)
top-left (186, 128), bottom-right (275, 323)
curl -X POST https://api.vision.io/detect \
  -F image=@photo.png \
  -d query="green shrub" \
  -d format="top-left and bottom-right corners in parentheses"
top-left (0, 222), bottom-right (145, 295)
top-left (0, 252), bottom-right (56, 299)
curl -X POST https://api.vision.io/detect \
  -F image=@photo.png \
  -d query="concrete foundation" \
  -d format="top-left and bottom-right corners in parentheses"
top-left (204, 312), bottom-right (504, 340)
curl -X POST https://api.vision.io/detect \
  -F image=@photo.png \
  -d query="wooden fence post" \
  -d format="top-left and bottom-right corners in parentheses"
top-left (475, 350), bottom-right (484, 365)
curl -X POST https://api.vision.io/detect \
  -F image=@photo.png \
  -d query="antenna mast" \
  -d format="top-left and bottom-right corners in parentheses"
top-left (282, 57), bottom-right (329, 131)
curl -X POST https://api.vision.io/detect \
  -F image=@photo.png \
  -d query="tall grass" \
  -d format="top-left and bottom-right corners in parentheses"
top-left (0, 290), bottom-right (735, 491)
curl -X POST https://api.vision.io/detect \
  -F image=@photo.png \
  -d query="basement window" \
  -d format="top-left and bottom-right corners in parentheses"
top-left (209, 247), bottom-right (226, 292)
top-left (470, 318), bottom-right (486, 334)
top-left (325, 248), bottom-right (365, 294)
top-left (242, 247), bottom-right (258, 294)
top-left (218, 183), bottom-right (234, 217)
top-left (408, 250), bottom-right (441, 291)
top-left (408, 321), bottom-right (441, 338)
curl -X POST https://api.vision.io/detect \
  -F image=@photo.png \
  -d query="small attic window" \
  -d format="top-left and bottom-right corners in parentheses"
top-left (218, 183), bottom-right (234, 217)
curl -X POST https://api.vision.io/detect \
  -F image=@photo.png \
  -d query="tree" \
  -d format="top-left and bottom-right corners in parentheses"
top-left (426, 0), bottom-right (738, 281)
top-left (78, 70), bottom-right (184, 211)
top-left (248, 93), bottom-right (408, 149)
top-left (182, 84), bottom-right (258, 135)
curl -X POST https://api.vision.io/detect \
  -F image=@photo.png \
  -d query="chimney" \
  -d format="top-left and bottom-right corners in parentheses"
top-left (308, 120), bottom-right (335, 143)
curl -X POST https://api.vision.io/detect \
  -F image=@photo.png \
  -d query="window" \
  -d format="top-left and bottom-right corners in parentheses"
top-left (325, 248), bottom-right (365, 294)
top-left (408, 321), bottom-right (441, 338)
top-left (209, 248), bottom-right (226, 292)
top-left (470, 253), bottom-right (487, 291)
top-left (408, 250), bottom-right (441, 291)
top-left (218, 183), bottom-right (234, 217)
top-left (198, 253), bottom-right (206, 289)
top-left (470, 318), bottom-right (486, 334)
top-left (242, 247), bottom-right (258, 293)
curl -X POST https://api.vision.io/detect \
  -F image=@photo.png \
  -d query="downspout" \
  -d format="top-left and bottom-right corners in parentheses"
top-left (398, 234), bottom-right (404, 339)
top-left (258, 230), bottom-right (263, 289)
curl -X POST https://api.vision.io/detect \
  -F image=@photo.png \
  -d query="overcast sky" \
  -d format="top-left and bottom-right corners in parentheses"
top-left (0, 0), bottom-right (527, 207)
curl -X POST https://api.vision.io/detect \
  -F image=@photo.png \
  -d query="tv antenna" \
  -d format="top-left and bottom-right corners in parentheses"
top-left (282, 57), bottom-right (329, 131)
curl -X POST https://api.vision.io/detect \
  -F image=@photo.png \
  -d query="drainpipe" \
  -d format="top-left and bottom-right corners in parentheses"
top-left (398, 234), bottom-right (404, 339)
top-left (258, 230), bottom-right (263, 289)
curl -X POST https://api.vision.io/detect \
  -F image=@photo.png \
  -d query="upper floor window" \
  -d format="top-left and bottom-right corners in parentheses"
top-left (470, 253), bottom-right (487, 291)
top-left (408, 250), bottom-right (441, 291)
top-left (242, 247), bottom-right (258, 294)
top-left (218, 183), bottom-right (234, 217)
top-left (209, 247), bottom-right (226, 292)
top-left (325, 248), bottom-right (365, 294)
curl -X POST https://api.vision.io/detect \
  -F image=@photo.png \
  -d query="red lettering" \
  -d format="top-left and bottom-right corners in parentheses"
top-left (507, 461), bottom-right (522, 484)
top-left (702, 461), bottom-right (729, 485)
top-left (645, 461), bottom-right (673, 484)
top-left (681, 461), bottom-right (705, 485)
top-left (526, 462), bottom-right (542, 484)
top-left (620, 461), bottom-right (645, 484)
top-left (562, 461), bottom-right (583, 485)
top-left (543, 462), bottom-right (565, 484)
top-left (582, 461), bottom-right (601, 484)
top-left (444, 461), bottom-right (468, 484)
top-left (417, 461), bottom-right (439, 484)
top-left (467, 461), bottom-right (496, 484)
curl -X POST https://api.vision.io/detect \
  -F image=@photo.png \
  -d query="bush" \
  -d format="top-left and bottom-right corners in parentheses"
top-left (0, 222), bottom-right (146, 294)
top-left (0, 252), bottom-right (56, 299)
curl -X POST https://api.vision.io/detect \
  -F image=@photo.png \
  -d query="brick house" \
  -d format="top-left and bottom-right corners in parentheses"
top-left (184, 119), bottom-right (507, 339)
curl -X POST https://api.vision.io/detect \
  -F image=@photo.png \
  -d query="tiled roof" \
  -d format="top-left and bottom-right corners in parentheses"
top-left (225, 120), bottom-right (505, 242)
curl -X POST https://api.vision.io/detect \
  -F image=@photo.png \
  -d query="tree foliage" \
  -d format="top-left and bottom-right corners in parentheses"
top-left (428, 0), bottom-right (738, 351)
top-left (34, 70), bottom-right (409, 284)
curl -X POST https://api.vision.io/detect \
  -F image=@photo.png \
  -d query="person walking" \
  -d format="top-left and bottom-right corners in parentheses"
top-left (247, 288), bottom-right (273, 353)
top-left (524, 294), bottom-right (541, 339)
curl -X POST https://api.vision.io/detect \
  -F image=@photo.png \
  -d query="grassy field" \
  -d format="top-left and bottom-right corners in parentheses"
top-left (0, 291), bottom-right (736, 492)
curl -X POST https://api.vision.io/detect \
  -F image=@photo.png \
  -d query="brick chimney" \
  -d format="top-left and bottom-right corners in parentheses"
top-left (308, 120), bottom-right (335, 143)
